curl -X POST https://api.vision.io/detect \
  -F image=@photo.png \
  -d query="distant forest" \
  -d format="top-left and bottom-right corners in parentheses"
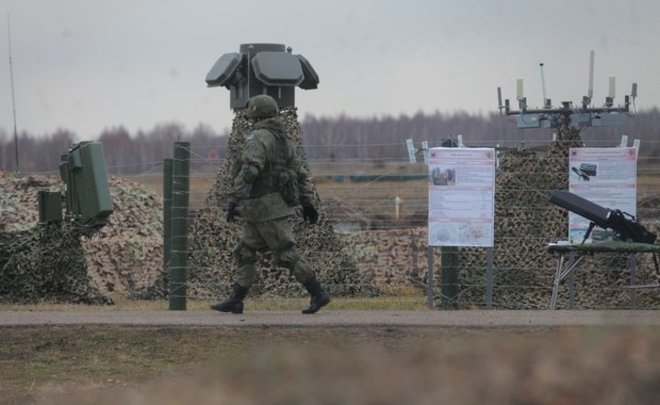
top-left (1, 109), bottom-right (659, 174)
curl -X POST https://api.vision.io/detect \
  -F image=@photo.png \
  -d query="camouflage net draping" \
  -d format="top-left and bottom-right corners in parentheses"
top-left (0, 173), bottom-right (163, 303)
top-left (2, 124), bottom-right (657, 306)
top-left (436, 128), bottom-right (660, 309)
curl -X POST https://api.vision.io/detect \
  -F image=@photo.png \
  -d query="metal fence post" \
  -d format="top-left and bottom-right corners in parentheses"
top-left (486, 247), bottom-right (494, 309)
top-left (169, 143), bottom-right (190, 310)
top-left (163, 158), bottom-right (173, 291)
top-left (629, 253), bottom-right (637, 308)
top-left (427, 246), bottom-right (434, 309)
top-left (568, 252), bottom-right (576, 309)
top-left (440, 246), bottom-right (459, 309)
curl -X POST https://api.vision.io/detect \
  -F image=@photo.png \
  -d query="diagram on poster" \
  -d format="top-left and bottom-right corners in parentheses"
top-left (568, 146), bottom-right (637, 243)
top-left (428, 147), bottom-right (495, 247)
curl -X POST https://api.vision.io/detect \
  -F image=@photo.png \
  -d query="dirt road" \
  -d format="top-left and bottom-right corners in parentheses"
top-left (2, 309), bottom-right (660, 327)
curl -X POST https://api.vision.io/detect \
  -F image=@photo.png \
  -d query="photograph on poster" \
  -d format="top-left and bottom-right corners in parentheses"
top-left (431, 167), bottom-right (456, 186)
top-left (571, 162), bottom-right (598, 181)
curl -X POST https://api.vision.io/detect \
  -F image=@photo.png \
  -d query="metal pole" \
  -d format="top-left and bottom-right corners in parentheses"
top-left (550, 255), bottom-right (564, 310)
top-left (486, 247), bottom-right (493, 309)
top-left (539, 63), bottom-right (547, 106)
top-left (440, 246), bottom-right (459, 309)
top-left (629, 253), bottom-right (637, 309)
top-left (587, 50), bottom-right (595, 100)
top-left (7, 13), bottom-right (19, 172)
top-left (163, 158), bottom-right (173, 289)
top-left (169, 142), bottom-right (190, 310)
top-left (426, 246), bottom-right (434, 309)
top-left (569, 252), bottom-right (576, 309)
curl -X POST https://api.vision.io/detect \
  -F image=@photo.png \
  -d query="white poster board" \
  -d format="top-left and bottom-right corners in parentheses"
top-left (568, 147), bottom-right (637, 243)
top-left (428, 147), bottom-right (495, 247)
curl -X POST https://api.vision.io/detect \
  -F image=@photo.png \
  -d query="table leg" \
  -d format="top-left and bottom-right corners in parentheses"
top-left (569, 252), bottom-right (576, 309)
top-left (551, 254), bottom-right (584, 310)
top-left (550, 255), bottom-right (564, 309)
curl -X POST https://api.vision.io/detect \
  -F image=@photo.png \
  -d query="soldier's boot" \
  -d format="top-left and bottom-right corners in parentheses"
top-left (302, 279), bottom-right (331, 314)
top-left (211, 283), bottom-right (249, 314)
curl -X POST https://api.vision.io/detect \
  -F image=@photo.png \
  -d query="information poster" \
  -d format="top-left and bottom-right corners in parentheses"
top-left (568, 147), bottom-right (637, 243)
top-left (428, 147), bottom-right (495, 247)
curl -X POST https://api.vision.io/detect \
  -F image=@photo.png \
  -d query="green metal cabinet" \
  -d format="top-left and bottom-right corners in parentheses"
top-left (59, 141), bottom-right (113, 229)
top-left (37, 190), bottom-right (63, 224)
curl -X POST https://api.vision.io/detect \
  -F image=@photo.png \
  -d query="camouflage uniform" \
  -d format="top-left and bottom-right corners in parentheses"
top-left (212, 95), bottom-right (330, 314)
top-left (229, 116), bottom-right (317, 288)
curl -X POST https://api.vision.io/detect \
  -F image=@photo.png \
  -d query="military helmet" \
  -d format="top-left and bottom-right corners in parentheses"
top-left (246, 95), bottom-right (279, 119)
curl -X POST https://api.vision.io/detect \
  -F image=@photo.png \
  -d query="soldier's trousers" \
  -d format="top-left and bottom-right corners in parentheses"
top-left (232, 217), bottom-right (316, 288)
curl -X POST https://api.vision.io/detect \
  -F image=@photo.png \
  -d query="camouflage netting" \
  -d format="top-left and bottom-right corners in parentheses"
top-left (187, 107), bottom-right (378, 299)
top-left (2, 123), bottom-right (656, 307)
top-left (436, 128), bottom-right (660, 309)
top-left (338, 227), bottom-right (439, 291)
top-left (0, 172), bottom-right (163, 303)
top-left (0, 223), bottom-right (110, 304)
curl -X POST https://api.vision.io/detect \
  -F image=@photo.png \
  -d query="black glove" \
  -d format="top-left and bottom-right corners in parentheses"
top-left (226, 201), bottom-right (239, 223)
top-left (302, 204), bottom-right (319, 225)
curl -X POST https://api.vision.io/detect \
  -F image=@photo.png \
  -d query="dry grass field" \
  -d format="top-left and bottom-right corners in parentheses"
top-left (124, 163), bottom-right (431, 223)
top-left (127, 161), bottom-right (659, 224)
top-left (1, 323), bottom-right (659, 404)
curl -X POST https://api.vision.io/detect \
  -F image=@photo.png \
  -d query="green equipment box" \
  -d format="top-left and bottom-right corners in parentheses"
top-left (38, 190), bottom-right (63, 224)
top-left (59, 141), bottom-right (113, 229)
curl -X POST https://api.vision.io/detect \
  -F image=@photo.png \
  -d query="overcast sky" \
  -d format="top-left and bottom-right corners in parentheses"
top-left (1, 0), bottom-right (659, 138)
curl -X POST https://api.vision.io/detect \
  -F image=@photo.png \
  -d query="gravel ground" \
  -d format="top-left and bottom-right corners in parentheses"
top-left (2, 309), bottom-right (660, 327)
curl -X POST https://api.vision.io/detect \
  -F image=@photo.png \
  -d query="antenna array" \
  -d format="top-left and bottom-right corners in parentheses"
top-left (497, 51), bottom-right (637, 129)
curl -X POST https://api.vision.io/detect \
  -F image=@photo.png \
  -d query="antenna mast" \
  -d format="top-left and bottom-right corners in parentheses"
top-left (497, 50), bottom-right (637, 130)
top-left (7, 13), bottom-right (19, 172)
top-left (587, 50), bottom-right (595, 100)
top-left (539, 63), bottom-right (549, 108)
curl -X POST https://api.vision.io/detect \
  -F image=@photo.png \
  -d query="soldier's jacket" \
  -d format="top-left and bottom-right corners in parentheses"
top-left (230, 117), bottom-right (314, 222)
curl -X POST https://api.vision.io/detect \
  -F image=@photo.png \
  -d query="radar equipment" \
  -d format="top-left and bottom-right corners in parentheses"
top-left (497, 51), bottom-right (638, 130)
top-left (206, 43), bottom-right (319, 109)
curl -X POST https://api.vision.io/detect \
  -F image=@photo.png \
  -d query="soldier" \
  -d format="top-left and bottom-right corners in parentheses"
top-left (211, 94), bottom-right (331, 315)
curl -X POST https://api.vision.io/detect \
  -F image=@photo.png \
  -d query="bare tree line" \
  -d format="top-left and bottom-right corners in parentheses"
top-left (300, 109), bottom-right (660, 162)
top-left (0, 122), bottom-right (224, 174)
top-left (1, 109), bottom-right (659, 174)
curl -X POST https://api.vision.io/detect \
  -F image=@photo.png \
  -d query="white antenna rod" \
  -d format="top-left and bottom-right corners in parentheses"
top-left (539, 63), bottom-right (547, 105)
top-left (587, 50), bottom-right (595, 100)
top-left (7, 13), bottom-right (19, 172)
